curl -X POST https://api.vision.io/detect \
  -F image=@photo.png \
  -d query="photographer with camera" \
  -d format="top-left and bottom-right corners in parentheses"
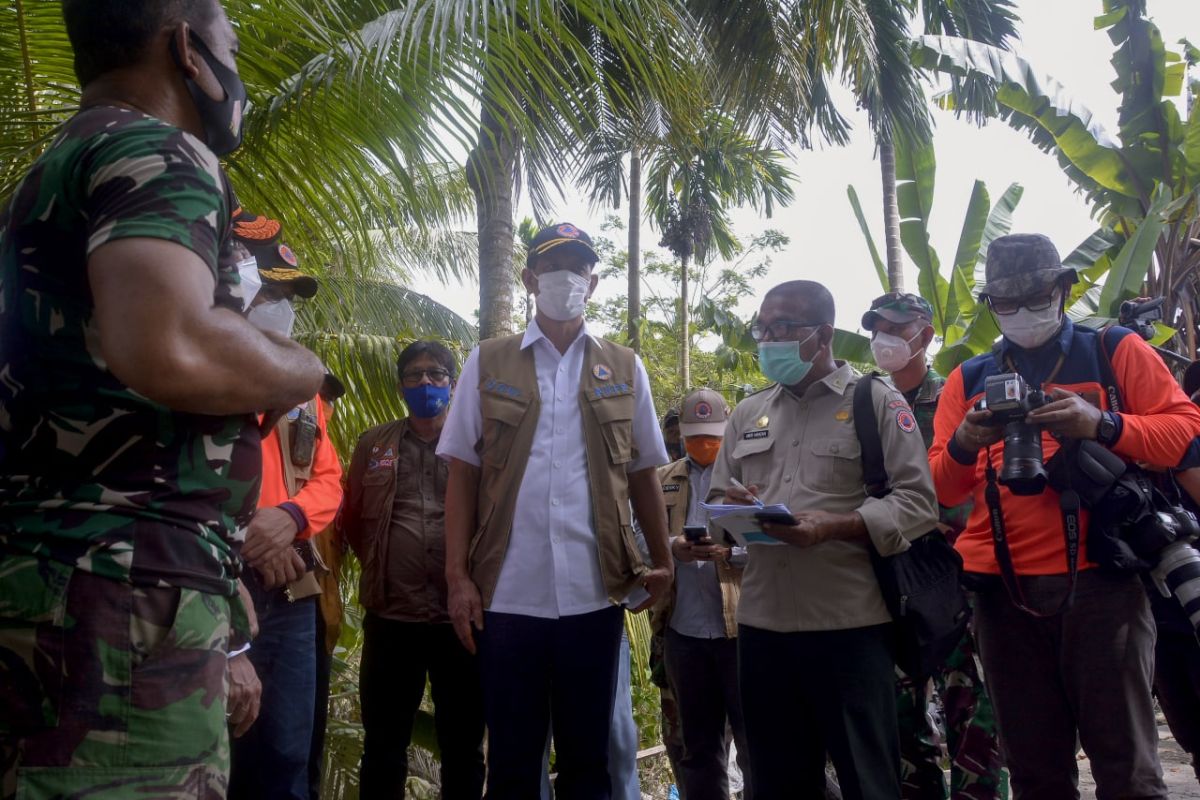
top-left (226, 211), bottom-right (345, 800)
top-left (929, 234), bottom-right (1200, 800)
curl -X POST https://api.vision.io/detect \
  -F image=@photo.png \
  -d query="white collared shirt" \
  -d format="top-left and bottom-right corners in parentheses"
top-left (437, 319), bottom-right (667, 619)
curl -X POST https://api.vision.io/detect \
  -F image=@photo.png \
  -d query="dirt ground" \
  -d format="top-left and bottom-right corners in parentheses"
top-left (1079, 720), bottom-right (1198, 799)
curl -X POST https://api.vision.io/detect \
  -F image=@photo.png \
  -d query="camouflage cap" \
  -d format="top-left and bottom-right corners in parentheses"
top-left (979, 233), bottom-right (1076, 300)
top-left (862, 292), bottom-right (934, 331)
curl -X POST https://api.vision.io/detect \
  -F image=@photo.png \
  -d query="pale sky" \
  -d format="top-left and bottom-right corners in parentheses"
top-left (411, 0), bottom-right (1200, 340)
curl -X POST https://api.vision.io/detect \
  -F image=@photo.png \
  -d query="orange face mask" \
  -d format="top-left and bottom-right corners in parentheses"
top-left (685, 437), bottom-right (722, 467)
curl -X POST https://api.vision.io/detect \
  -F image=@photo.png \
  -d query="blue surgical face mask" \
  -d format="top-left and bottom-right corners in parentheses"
top-left (758, 330), bottom-right (818, 386)
top-left (403, 384), bottom-right (452, 419)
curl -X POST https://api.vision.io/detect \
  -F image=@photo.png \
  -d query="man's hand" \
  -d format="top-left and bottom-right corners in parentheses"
top-left (631, 565), bottom-right (673, 613)
top-left (255, 548), bottom-right (306, 590)
top-left (226, 653), bottom-right (262, 738)
top-left (671, 535), bottom-right (726, 564)
top-left (448, 574), bottom-right (484, 655)
top-left (236, 579), bottom-right (259, 640)
top-left (724, 483), bottom-right (762, 506)
top-left (1026, 388), bottom-right (1102, 440)
top-left (954, 408), bottom-right (1004, 453)
top-left (242, 507), bottom-right (300, 568)
top-left (762, 510), bottom-right (861, 549)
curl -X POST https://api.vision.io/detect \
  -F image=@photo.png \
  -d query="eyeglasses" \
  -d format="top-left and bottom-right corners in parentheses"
top-left (987, 290), bottom-right (1060, 316)
top-left (400, 368), bottom-right (451, 386)
top-left (751, 319), bottom-right (821, 343)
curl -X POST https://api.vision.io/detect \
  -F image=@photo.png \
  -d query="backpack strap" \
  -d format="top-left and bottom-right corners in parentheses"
top-left (852, 374), bottom-right (891, 500)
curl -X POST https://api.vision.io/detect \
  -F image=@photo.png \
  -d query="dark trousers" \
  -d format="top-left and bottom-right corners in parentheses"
top-left (972, 569), bottom-right (1167, 800)
top-left (738, 623), bottom-right (899, 800)
top-left (358, 614), bottom-right (485, 800)
top-left (663, 628), bottom-right (752, 800)
top-left (478, 606), bottom-right (625, 800)
top-left (309, 604), bottom-right (333, 800)
top-left (230, 591), bottom-right (317, 800)
top-left (1154, 627), bottom-right (1200, 768)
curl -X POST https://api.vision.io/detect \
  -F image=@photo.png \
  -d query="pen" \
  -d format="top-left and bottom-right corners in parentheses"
top-left (729, 477), bottom-right (764, 507)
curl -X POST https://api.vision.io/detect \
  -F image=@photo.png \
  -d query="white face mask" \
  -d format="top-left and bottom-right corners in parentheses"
top-left (871, 330), bottom-right (922, 373)
top-left (247, 298), bottom-right (296, 338)
top-left (535, 270), bottom-right (591, 321)
top-left (235, 257), bottom-right (262, 311)
top-left (998, 290), bottom-right (1063, 349)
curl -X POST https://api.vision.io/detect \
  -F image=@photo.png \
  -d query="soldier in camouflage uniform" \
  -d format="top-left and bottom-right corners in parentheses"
top-left (863, 293), bottom-right (1007, 800)
top-left (0, 2), bottom-right (325, 798)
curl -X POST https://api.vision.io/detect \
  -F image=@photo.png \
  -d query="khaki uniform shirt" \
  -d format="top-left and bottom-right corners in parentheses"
top-left (709, 363), bottom-right (938, 632)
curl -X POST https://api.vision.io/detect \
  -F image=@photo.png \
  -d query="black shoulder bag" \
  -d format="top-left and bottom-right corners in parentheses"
top-left (853, 375), bottom-right (970, 679)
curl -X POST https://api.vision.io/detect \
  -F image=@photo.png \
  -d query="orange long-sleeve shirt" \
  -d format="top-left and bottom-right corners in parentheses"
top-left (930, 322), bottom-right (1200, 575)
top-left (258, 395), bottom-right (344, 540)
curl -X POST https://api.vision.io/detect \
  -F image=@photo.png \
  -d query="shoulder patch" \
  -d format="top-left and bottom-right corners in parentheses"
top-left (896, 409), bottom-right (917, 433)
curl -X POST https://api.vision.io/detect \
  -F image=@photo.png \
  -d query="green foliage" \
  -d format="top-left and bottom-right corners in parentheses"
top-left (914, 2), bottom-right (1200, 355)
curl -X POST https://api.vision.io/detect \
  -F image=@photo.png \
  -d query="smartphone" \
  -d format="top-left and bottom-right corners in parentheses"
top-left (755, 511), bottom-right (798, 526)
top-left (683, 525), bottom-right (709, 543)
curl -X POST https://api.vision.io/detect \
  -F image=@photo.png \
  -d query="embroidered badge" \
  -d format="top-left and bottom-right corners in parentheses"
top-left (278, 243), bottom-right (298, 266)
top-left (744, 429), bottom-right (769, 440)
top-left (593, 364), bottom-right (612, 381)
top-left (377, 458), bottom-right (395, 469)
top-left (755, 415), bottom-right (770, 429)
top-left (896, 410), bottom-right (917, 433)
top-left (371, 445), bottom-right (381, 455)
top-left (835, 409), bottom-right (850, 421)
top-left (887, 399), bottom-right (908, 409)
top-left (663, 484), bottom-right (681, 493)
top-left (694, 401), bottom-right (713, 420)
top-left (557, 223), bottom-right (580, 238)
top-left (383, 448), bottom-right (395, 458)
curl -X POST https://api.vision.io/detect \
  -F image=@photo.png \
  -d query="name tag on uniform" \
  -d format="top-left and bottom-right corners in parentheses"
top-left (593, 382), bottom-right (632, 398)
top-left (483, 378), bottom-right (521, 398)
top-left (743, 429), bottom-right (769, 440)
top-left (662, 483), bottom-right (681, 493)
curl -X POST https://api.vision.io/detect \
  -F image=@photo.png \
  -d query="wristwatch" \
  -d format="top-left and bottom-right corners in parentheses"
top-left (1096, 411), bottom-right (1119, 446)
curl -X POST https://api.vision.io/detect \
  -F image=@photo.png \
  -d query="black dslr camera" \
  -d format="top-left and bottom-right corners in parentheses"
top-left (1125, 501), bottom-right (1200, 634)
top-left (976, 373), bottom-right (1049, 495)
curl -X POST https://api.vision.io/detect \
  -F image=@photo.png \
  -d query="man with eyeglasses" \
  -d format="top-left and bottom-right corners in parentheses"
top-left (339, 340), bottom-right (486, 799)
top-left (929, 233), bottom-right (1200, 799)
top-left (439, 222), bottom-right (673, 799)
top-left (711, 280), bottom-right (938, 799)
top-left (862, 292), bottom-right (1004, 800)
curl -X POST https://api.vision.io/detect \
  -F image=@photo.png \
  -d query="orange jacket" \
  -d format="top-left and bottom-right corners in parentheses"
top-left (930, 323), bottom-right (1200, 575)
top-left (258, 395), bottom-right (344, 540)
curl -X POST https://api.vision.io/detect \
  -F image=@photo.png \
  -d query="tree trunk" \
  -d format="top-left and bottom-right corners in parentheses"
top-left (468, 102), bottom-right (518, 341)
top-left (880, 137), bottom-right (904, 293)
top-left (680, 252), bottom-right (691, 392)
top-left (627, 149), bottom-right (642, 353)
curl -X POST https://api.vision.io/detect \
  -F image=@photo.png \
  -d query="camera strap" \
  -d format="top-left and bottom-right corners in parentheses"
top-left (985, 448), bottom-right (1079, 616)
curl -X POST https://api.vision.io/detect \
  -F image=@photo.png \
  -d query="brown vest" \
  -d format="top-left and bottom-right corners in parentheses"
top-left (470, 332), bottom-right (646, 607)
top-left (652, 458), bottom-right (741, 638)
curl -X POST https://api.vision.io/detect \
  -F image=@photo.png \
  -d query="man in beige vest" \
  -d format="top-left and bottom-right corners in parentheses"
top-left (439, 222), bottom-right (673, 800)
top-left (652, 388), bottom-right (751, 800)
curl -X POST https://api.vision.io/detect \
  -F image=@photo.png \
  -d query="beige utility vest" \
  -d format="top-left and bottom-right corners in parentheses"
top-left (471, 332), bottom-right (647, 607)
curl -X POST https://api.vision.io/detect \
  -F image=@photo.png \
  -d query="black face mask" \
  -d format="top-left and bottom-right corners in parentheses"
top-left (170, 31), bottom-right (247, 156)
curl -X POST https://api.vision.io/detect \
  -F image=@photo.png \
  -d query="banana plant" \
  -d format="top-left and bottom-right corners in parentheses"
top-left (912, 0), bottom-right (1200, 356)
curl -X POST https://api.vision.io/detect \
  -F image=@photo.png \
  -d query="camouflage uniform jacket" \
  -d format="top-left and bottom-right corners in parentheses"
top-left (0, 106), bottom-right (260, 597)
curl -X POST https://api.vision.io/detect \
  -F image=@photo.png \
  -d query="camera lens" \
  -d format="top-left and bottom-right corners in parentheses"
top-left (1153, 541), bottom-right (1200, 635)
top-left (999, 421), bottom-right (1047, 496)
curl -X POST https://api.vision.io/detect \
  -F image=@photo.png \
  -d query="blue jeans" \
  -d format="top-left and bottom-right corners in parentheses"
top-left (229, 587), bottom-right (317, 800)
top-left (542, 631), bottom-right (641, 800)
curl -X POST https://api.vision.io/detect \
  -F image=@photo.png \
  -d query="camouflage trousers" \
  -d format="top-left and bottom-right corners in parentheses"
top-left (896, 624), bottom-right (1007, 800)
top-left (651, 633), bottom-right (687, 793)
top-left (0, 555), bottom-right (231, 800)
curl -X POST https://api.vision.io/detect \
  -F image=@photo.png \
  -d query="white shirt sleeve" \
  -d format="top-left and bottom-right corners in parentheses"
top-left (436, 346), bottom-right (484, 467)
top-left (627, 354), bottom-right (669, 473)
